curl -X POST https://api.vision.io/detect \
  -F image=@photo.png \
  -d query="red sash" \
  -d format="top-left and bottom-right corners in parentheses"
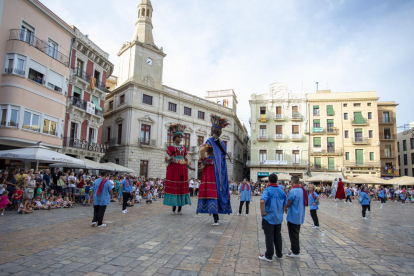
top-left (97, 178), bottom-right (108, 196)
top-left (292, 184), bottom-right (308, 206)
top-left (241, 184), bottom-right (250, 191)
top-left (268, 183), bottom-right (279, 188)
top-left (311, 191), bottom-right (317, 200)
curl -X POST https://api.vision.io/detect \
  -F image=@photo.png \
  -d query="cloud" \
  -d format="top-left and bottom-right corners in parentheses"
top-left (40, 0), bottom-right (414, 132)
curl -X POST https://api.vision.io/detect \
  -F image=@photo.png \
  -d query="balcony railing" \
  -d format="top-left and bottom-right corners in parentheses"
top-left (9, 29), bottom-right (69, 67)
top-left (0, 121), bottom-right (19, 128)
top-left (311, 165), bottom-right (324, 171)
top-left (380, 151), bottom-right (396, 159)
top-left (290, 113), bottom-right (302, 120)
top-left (379, 117), bottom-right (395, 124)
top-left (290, 134), bottom-right (302, 141)
top-left (352, 137), bottom-right (369, 144)
top-left (326, 127), bottom-right (338, 134)
top-left (4, 67), bottom-right (25, 76)
top-left (273, 134), bottom-right (287, 141)
top-left (351, 118), bottom-right (368, 125)
top-left (273, 114), bottom-right (285, 121)
top-left (63, 137), bottom-right (107, 153)
top-left (138, 138), bottom-right (157, 147)
top-left (72, 67), bottom-right (91, 83)
top-left (313, 111), bottom-right (320, 116)
top-left (344, 161), bottom-right (381, 167)
top-left (257, 115), bottom-right (269, 122)
top-left (379, 133), bottom-right (396, 140)
top-left (257, 135), bottom-right (269, 141)
top-left (95, 79), bottom-right (110, 93)
top-left (247, 160), bottom-right (307, 167)
top-left (311, 148), bottom-right (342, 155)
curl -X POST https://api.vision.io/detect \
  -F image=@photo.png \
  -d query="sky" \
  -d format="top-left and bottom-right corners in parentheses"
top-left (41, 0), bottom-right (414, 133)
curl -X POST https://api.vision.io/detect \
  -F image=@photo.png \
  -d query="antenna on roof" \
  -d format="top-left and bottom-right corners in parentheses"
top-left (315, 82), bottom-right (319, 92)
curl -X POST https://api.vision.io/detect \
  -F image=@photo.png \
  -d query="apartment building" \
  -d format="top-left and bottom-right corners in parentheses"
top-left (0, 0), bottom-right (74, 169)
top-left (61, 27), bottom-right (114, 162)
top-left (248, 83), bottom-right (309, 182)
top-left (377, 102), bottom-right (399, 178)
top-left (308, 90), bottom-right (382, 177)
top-left (102, 0), bottom-right (249, 180)
top-left (397, 122), bottom-right (414, 177)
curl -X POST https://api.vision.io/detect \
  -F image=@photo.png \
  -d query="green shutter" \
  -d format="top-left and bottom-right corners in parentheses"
top-left (356, 149), bottom-right (364, 165)
top-left (327, 137), bottom-right (335, 143)
top-left (355, 129), bottom-right (363, 133)
top-left (314, 157), bottom-right (321, 166)
top-left (313, 105), bottom-right (319, 109)
top-left (313, 119), bottom-right (320, 124)
top-left (327, 105), bottom-right (334, 116)
top-left (370, 152), bottom-right (374, 160)
top-left (327, 119), bottom-right (334, 124)
top-left (354, 112), bottom-right (363, 124)
top-left (313, 137), bottom-right (321, 147)
top-left (92, 95), bottom-right (102, 111)
top-left (328, 157), bottom-right (335, 166)
top-left (73, 87), bottom-right (81, 95)
top-left (345, 152), bottom-right (350, 160)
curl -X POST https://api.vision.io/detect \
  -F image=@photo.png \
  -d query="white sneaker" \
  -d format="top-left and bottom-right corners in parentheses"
top-left (258, 255), bottom-right (272, 262)
top-left (122, 210), bottom-right (128, 214)
top-left (274, 254), bottom-right (282, 260)
top-left (286, 252), bottom-right (300, 258)
top-left (91, 222), bottom-right (97, 227)
top-left (246, 214), bottom-right (249, 217)
top-left (367, 211), bottom-right (372, 213)
top-left (235, 213), bottom-right (240, 216)
top-left (312, 226), bottom-right (319, 229)
top-left (344, 202), bottom-right (347, 204)
top-left (210, 222), bottom-right (219, 226)
top-left (1, 213), bottom-right (3, 216)
top-left (126, 210), bottom-right (130, 213)
top-left (98, 224), bottom-right (107, 227)
top-left (363, 217), bottom-right (369, 220)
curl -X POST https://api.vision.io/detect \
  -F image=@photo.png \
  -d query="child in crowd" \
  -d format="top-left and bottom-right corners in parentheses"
top-left (0, 191), bottom-right (11, 215)
top-left (35, 183), bottom-right (43, 199)
top-left (56, 194), bottom-right (63, 208)
top-left (82, 183), bottom-right (91, 206)
top-left (146, 190), bottom-right (153, 204)
top-left (45, 196), bottom-right (56, 209)
top-left (136, 191), bottom-right (142, 203)
top-left (18, 199), bottom-right (33, 214)
top-left (63, 197), bottom-right (73, 208)
top-left (13, 186), bottom-right (23, 212)
top-left (135, 188), bottom-right (141, 203)
top-left (400, 192), bottom-right (406, 205)
top-left (34, 196), bottom-right (50, 210)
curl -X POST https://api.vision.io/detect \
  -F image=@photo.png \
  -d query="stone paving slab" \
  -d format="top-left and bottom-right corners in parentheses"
top-left (0, 197), bottom-right (413, 275)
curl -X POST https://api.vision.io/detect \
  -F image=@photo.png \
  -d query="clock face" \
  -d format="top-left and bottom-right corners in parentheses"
top-left (146, 57), bottom-right (153, 66)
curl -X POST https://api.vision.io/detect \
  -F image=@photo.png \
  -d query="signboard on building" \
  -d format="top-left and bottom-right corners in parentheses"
top-left (86, 101), bottom-right (95, 115)
top-left (257, 172), bottom-right (269, 177)
top-left (312, 127), bottom-right (324, 133)
top-left (264, 160), bottom-right (288, 165)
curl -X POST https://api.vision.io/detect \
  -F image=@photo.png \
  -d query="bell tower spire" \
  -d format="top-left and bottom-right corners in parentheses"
top-left (132, 0), bottom-right (154, 44)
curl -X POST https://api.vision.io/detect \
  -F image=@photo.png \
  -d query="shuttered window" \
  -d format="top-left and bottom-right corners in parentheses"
top-left (327, 105), bottom-right (334, 116)
top-left (276, 106), bottom-right (282, 115)
top-left (292, 125), bottom-right (299, 134)
top-left (314, 157), bottom-right (321, 166)
top-left (276, 125), bottom-right (283, 134)
top-left (313, 119), bottom-right (320, 127)
top-left (313, 137), bottom-right (321, 147)
top-left (327, 137), bottom-right (335, 143)
top-left (354, 112), bottom-right (364, 124)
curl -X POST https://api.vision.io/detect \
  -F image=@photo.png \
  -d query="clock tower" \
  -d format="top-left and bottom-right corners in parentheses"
top-left (116, 0), bottom-right (166, 90)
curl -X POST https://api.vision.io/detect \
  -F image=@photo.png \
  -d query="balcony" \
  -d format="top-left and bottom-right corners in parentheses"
top-left (351, 118), bottom-right (368, 125)
top-left (257, 115), bottom-right (269, 122)
top-left (68, 97), bottom-right (103, 117)
top-left (4, 67), bottom-right (25, 77)
top-left (313, 111), bottom-right (320, 116)
top-left (311, 165), bottom-right (324, 171)
top-left (95, 79), bottom-right (110, 93)
top-left (380, 151), bottom-right (396, 159)
top-left (290, 134), bottom-right (303, 141)
top-left (72, 67), bottom-right (91, 84)
top-left (257, 135), bottom-right (270, 142)
top-left (382, 167), bottom-right (399, 176)
top-left (290, 113), bottom-right (303, 121)
top-left (272, 134), bottom-right (287, 141)
top-left (344, 161), bottom-right (381, 167)
top-left (379, 133), bottom-right (396, 140)
top-left (63, 137), bottom-right (107, 153)
top-left (310, 148), bottom-right (342, 155)
top-left (310, 165), bottom-right (340, 172)
top-left (352, 137), bottom-right (369, 144)
top-left (247, 160), bottom-right (307, 167)
top-left (311, 127), bottom-right (324, 135)
top-left (379, 117), bottom-right (395, 124)
top-left (9, 29), bottom-right (69, 67)
top-left (273, 114), bottom-right (285, 121)
top-left (138, 138), bottom-right (157, 147)
top-left (326, 127), bottom-right (339, 135)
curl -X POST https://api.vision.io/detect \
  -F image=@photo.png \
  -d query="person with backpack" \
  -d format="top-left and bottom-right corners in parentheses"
top-left (359, 186), bottom-right (371, 219)
top-left (308, 185), bottom-right (320, 229)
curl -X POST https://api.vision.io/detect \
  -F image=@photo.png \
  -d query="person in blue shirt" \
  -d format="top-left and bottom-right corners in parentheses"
top-left (284, 176), bottom-right (307, 258)
top-left (400, 192), bottom-right (406, 205)
top-left (91, 172), bottom-right (112, 227)
top-left (258, 174), bottom-right (287, 262)
top-left (308, 185), bottom-right (320, 229)
top-left (120, 174), bottom-right (133, 214)
top-left (360, 186), bottom-right (371, 219)
top-left (378, 186), bottom-right (385, 206)
top-left (345, 186), bottom-right (352, 204)
top-left (236, 179), bottom-right (252, 217)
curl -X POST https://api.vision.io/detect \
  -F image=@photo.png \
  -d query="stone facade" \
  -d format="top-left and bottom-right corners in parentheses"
top-left (102, 0), bottom-right (249, 180)
top-left (397, 122), bottom-right (414, 177)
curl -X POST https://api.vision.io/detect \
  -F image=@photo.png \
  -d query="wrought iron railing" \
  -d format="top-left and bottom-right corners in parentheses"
top-left (72, 67), bottom-right (91, 83)
top-left (379, 117), bottom-right (395, 124)
top-left (352, 137), bottom-right (369, 144)
top-left (9, 29), bottom-right (69, 67)
top-left (291, 113), bottom-right (302, 119)
top-left (351, 118), bottom-right (368, 125)
top-left (63, 137), bottom-right (107, 153)
top-left (138, 138), bottom-right (156, 147)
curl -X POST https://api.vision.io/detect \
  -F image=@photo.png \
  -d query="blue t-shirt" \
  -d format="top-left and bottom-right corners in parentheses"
top-left (92, 178), bottom-right (112, 206)
top-left (43, 174), bottom-right (51, 186)
top-left (308, 191), bottom-right (319, 210)
top-left (346, 189), bottom-right (351, 196)
top-left (261, 186), bottom-right (287, 225)
top-left (286, 188), bottom-right (305, 225)
top-left (379, 190), bottom-right (384, 198)
top-left (360, 192), bottom-right (370, 205)
top-left (85, 186), bottom-right (91, 195)
top-left (121, 179), bottom-right (133, 193)
top-left (239, 184), bottom-right (252, 202)
top-left (400, 193), bottom-right (405, 200)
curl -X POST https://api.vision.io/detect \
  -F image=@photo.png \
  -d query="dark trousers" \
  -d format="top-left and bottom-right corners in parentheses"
top-left (172, 206), bottom-right (182, 212)
top-left (213, 214), bottom-right (219, 223)
top-left (310, 209), bottom-right (319, 226)
top-left (368, 202), bottom-right (371, 211)
top-left (380, 197), bottom-right (385, 203)
top-left (239, 201), bottom-right (250, 214)
top-left (362, 205), bottom-right (369, 217)
top-left (123, 193), bottom-right (129, 210)
top-left (190, 188), bottom-right (194, 197)
top-left (346, 196), bottom-right (352, 202)
top-left (195, 188), bottom-right (199, 196)
top-left (93, 205), bottom-right (107, 226)
top-left (287, 221), bottom-right (301, 255)
top-left (262, 219), bottom-right (282, 259)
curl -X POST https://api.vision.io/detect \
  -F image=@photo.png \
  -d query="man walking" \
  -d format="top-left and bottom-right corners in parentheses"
top-left (121, 174), bottom-right (133, 214)
top-left (236, 179), bottom-right (252, 217)
top-left (91, 172), bottom-right (112, 227)
top-left (284, 176), bottom-right (307, 258)
top-left (258, 174), bottom-right (287, 262)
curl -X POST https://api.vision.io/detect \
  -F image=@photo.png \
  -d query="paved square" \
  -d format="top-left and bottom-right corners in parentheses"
top-left (0, 198), bottom-right (413, 275)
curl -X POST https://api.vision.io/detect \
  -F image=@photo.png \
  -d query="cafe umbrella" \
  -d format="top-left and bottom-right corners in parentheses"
top-left (0, 143), bottom-right (84, 170)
